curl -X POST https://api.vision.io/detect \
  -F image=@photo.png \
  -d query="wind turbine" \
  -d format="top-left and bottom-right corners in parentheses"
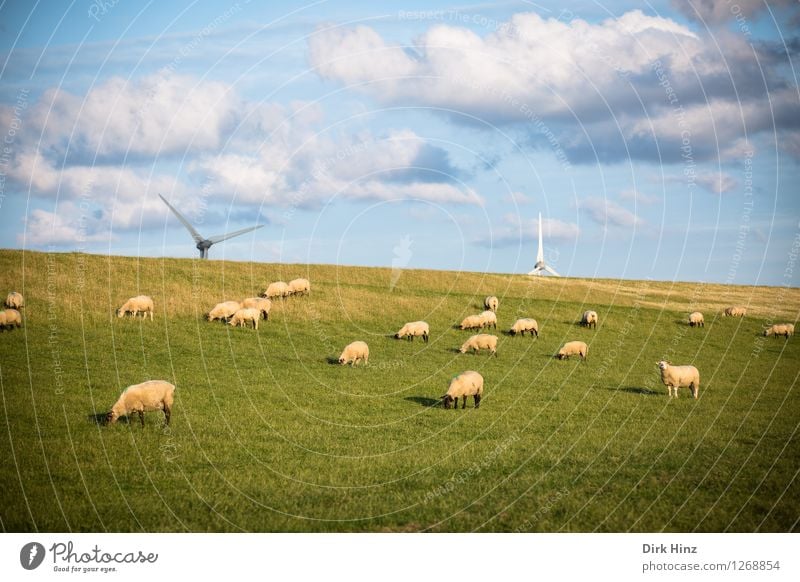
top-left (159, 194), bottom-right (264, 259)
top-left (528, 212), bottom-right (560, 276)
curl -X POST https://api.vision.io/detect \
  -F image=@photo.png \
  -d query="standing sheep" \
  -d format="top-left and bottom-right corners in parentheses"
top-left (441, 370), bottom-right (484, 409)
top-left (459, 334), bottom-right (498, 356)
top-left (689, 312), bottom-right (705, 327)
top-left (657, 361), bottom-right (700, 399)
top-left (763, 323), bottom-right (794, 338)
top-left (5, 291), bottom-right (23, 309)
top-left (242, 297), bottom-right (272, 320)
top-left (288, 278), bottom-right (311, 295)
top-left (117, 295), bottom-right (154, 320)
top-left (229, 307), bottom-right (261, 329)
top-left (459, 314), bottom-right (484, 331)
top-left (106, 380), bottom-right (175, 427)
top-left (0, 309), bottom-right (22, 330)
top-left (557, 340), bottom-right (588, 360)
top-left (263, 281), bottom-right (290, 299)
top-left (207, 301), bottom-right (241, 322)
top-left (339, 341), bottom-right (369, 366)
top-left (484, 295), bottom-right (499, 312)
top-left (510, 318), bottom-right (538, 337)
top-left (723, 306), bottom-right (747, 317)
top-left (395, 321), bottom-right (430, 342)
top-left (581, 310), bottom-right (598, 328)
top-left (479, 310), bottom-right (497, 329)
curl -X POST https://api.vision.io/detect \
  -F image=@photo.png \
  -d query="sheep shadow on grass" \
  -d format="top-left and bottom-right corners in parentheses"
top-left (611, 386), bottom-right (660, 396)
top-left (405, 396), bottom-right (440, 408)
top-left (88, 412), bottom-right (109, 426)
top-left (326, 356), bottom-right (340, 365)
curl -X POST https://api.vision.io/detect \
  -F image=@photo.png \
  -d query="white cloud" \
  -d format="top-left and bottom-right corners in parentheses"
top-left (501, 191), bottom-right (535, 205)
top-left (475, 212), bottom-right (579, 247)
top-left (670, 0), bottom-right (796, 24)
top-left (22, 202), bottom-right (110, 247)
top-left (696, 172), bottom-right (738, 194)
top-left (619, 189), bottom-right (660, 205)
top-left (580, 197), bottom-right (643, 228)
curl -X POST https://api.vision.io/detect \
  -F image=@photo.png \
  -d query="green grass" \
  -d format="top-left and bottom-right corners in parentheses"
top-left (0, 249), bottom-right (798, 532)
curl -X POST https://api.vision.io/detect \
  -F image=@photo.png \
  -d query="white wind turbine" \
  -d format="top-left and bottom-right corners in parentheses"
top-left (528, 212), bottom-right (560, 276)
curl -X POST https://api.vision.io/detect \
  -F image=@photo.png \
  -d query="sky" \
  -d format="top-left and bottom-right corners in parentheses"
top-left (0, 0), bottom-right (798, 285)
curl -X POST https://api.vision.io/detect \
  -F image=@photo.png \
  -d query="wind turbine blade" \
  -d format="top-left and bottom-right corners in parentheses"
top-left (159, 194), bottom-right (205, 244)
top-left (544, 265), bottom-right (560, 277)
top-left (536, 212), bottom-right (544, 264)
top-left (207, 224), bottom-right (264, 244)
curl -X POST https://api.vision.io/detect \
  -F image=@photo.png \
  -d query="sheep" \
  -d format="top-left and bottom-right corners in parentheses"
top-left (5, 291), bottom-right (23, 309)
top-left (339, 341), bottom-right (369, 366)
top-left (657, 361), bottom-right (700, 399)
top-left (510, 318), bottom-right (538, 337)
top-left (288, 278), bottom-right (311, 295)
top-left (263, 281), bottom-right (290, 299)
top-left (0, 309), bottom-right (22, 331)
top-left (229, 307), bottom-right (261, 330)
top-left (484, 295), bottom-right (499, 312)
top-left (689, 311), bottom-right (705, 327)
top-left (459, 314), bottom-right (484, 331)
top-left (117, 295), bottom-right (154, 320)
top-left (723, 306), bottom-right (747, 317)
top-left (106, 380), bottom-right (175, 427)
top-left (479, 310), bottom-right (498, 330)
top-left (207, 301), bottom-right (241, 322)
top-left (459, 334), bottom-right (498, 356)
top-left (395, 321), bottom-right (430, 342)
top-left (581, 310), bottom-right (598, 328)
top-left (763, 323), bottom-right (795, 338)
top-left (557, 340), bottom-right (588, 360)
top-left (441, 370), bottom-right (484, 409)
top-left (242, 297), bottom-right (272, 320)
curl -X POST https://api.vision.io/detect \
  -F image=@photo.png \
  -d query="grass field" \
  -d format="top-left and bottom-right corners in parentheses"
top-left (0, 249), bottom-right (798, 532)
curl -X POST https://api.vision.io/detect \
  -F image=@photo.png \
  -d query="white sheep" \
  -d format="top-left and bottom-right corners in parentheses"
top-left (395, 321), bottom-right (430, 342)
top-left (229, 307), bottom-right (261, 329)
top-left (657, 361), bottom-right (700, 399)
top-left (459, 334), bottom-right (498, 356)
top-left (484, 295), bottom-right (499, 312)
top-left (0, 309), bottom-right (22, 330)
top-left (263, 281), bottom-right (290, 299)
top-left (288, 278), bottom-right (311, 295)
top-left (510, 318), bottom-right (538, 337)
top-left (117, 295), bottom-right (154, 320)
top-left (242, 297), bottom-right (272, 320)
top-left (557, 340), bottom-right (588, 360)
top-left (106, 380), bottom-right (175, 427)
top-left (581, 310), bottom-right (598, 328)
top-left (723, 306), bottom-right (747, 317)
top-left (763, 323), bottom-right (794, 338)
top-left (5, 291), bottom-right (23, 309)
top-left (689, 312), bottom-right (705, 327)
top-left (479, 310), bottom-right (497, 329)
top-left (207, 301), bottom-right (241, 322)
top-left (441, 370), bottom-right (484, 409)
top-left (339, 341), bottom-right (369, 366)
top-left (459, 314), bottom-right (484, 331)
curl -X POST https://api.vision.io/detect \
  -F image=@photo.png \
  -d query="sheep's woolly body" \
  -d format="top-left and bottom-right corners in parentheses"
top-left (108, 380), bottom-right (175, 427)
top-left (723, 306), bottom-right (747, 317)
top-left (557, 340), bottom-right (588, 360)
top-left (288, 278), bottom-right (311, 295)
top-left (264, 281), bottom-right (290, 299)
top-left (510, 318), bottom-right (538, 337)
top-left (339, 341), bottom-right (369, 366)
top-left (479, 310), bottom-right (497, 329)
top-left (764, 323), bottom-right (795, 338)
top-left (657, 361), bottom-right (700, 399)
top-left (689, 312), bottom-right (704, 327)
top-left (117, 295), bottom-right (154, 320)
top-left (0, 309), bottom-right (22, 330)
top-left (395, 321), bottom-right (430, 342)
top-left (459, 334), bottom-right (498, 356)
top-left (459, 314), bottom-right (484, 330)
top-left (207, 301), bottom-right (242, 322)
top-left (242, 297), bottom-right (272, 320)
top-left (229, 307), bottom-right (261, 329)
top-left (484, 296), bottom-right (499, 312)
top-left (5, 291), bottom-right (23, 309)
top-left (442, 370), bottom-right (484, 409)
top-left (581, 310), bottom-right (598, 328)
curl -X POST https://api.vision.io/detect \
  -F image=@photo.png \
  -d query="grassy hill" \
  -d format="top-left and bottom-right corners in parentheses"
top-left (0, 249), bottom-right (798, 532)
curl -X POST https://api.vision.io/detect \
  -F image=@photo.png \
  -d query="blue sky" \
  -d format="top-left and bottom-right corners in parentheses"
top-left (0, 0), bottom-right (798, 285)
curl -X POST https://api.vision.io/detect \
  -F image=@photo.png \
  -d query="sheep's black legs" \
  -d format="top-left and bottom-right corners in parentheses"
top-left (461, 396), bottom-right (467, 409)
top-left (164, 406), bottom-right (171, 426)
top-left (474, 395), bottom-right (481, 408)
top-left (138, 411), bottom-right (145, 428)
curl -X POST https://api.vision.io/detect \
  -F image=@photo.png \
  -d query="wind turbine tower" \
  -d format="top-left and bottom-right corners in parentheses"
top-left (528, 212), bottom-right (560, 276)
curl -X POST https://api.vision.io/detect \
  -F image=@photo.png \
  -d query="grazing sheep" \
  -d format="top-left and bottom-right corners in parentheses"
top-left (510, 318), bottom-right (538, 337)
top-left (657, 361), bottom-right (699, 399)
top-left (484, 295), bottom-right (499, 312)
top-left (395, 321), bottom-right (430, 342)
top-left (459, 314), bottom-right (484, 331)
top-left (5, 291), bottom-right (23, 309)
top-left (263, 281), bottom-right (290, 299)
top-left (339, 341), bottom-right (369, 366)
top-left (207, 301), bottom-right (241, 322)
top-left (106, 380), bottom-right (175, 427)
top-left (0, 309), bottom-right (22, 330)
top-left (581, 310), bottom-right (598, 328)
top-left (242, 297), bottom-right (272, 320)
top-left (441, 370), bottom-right (484, 409)
top-left (557, 340), bottom-right (588, 360)
top-left (723, 306), bottom-right (747, 317)
top-left (763, 323), bottom-right (795, 338)
top-left (117, 295), bottom-right (154, 320)
top-left (459, 334), bottom-right (498, 356)
top-left (288, 278), bottom-right (311, 295)
top-left (229, 307), bottom-right (261, 330)
top-left (689, 312), bottom-right (705, 327)
top-left (479, 310), bottom-right (497, 330)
